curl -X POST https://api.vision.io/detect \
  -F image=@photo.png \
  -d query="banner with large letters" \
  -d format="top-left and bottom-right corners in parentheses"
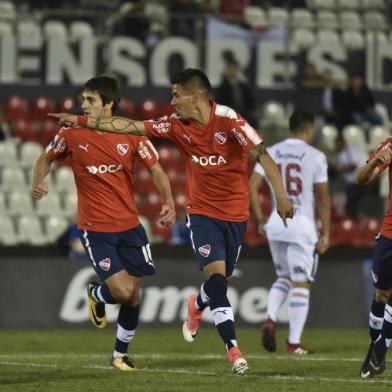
top-left (1, 256), bottom-right (371, 329)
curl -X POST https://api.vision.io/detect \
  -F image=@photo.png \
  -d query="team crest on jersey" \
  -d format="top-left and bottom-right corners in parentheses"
top-left (99, 258), bottom-right (111, 271)
top-left (117, 143), bottom-right (129, 156)
top-left (54, 137), bottom-right (66, 153)
top-left (214, 132), bottom-right (227, 145)
top-left (198, 244), bottom-right (211, 258)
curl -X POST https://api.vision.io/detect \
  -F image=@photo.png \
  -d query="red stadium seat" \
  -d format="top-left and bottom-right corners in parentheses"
top-left (38, 118), bottom-right (59, 146)
top-left (31, 96), bottom-right (57, 120)
top-left (118, 99), bottom-right (137, 118)
top-left (157, 145), bottom-right (181, 169)
top-left (11, 119), bottom-right (35, 141)
top-left (59, 96), bottom-right (76, 112)
top-left (361, 218), bottom-right (381, 247)
top-left (332, 218), bottom-right (362, 247)
top-left (244, 216), bottom-right (268, 247)
top-left (4, 96), bottom-right (30, 121)
top-left (138, 99), bottom-right (163, 120)
top-left (139, 192), bottom-right (162, 220)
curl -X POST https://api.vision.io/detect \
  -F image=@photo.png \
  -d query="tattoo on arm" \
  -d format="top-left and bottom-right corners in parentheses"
top-left (252, 143), bottom-right (266, 163)
top-left (93, 116), bottom-right (144, 135)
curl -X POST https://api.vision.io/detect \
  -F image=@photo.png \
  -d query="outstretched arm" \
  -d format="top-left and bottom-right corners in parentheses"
top-left (48, 113), bottom-right (147, 136)
top-left (356, 149), bottom-right (392, 185)
top-left (32, 152), bottom-right (51, 199)
top-left (148, 163), bottom-right (176, 226)
top-left (250, 143), bottom-right (293, 227)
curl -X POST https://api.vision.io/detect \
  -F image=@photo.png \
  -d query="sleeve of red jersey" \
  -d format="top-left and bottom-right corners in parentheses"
top-left (367, 138), bottom-right (392, 173)
top-left (143, 117), bottom-right (176, 141)
top-left (230, 117), bottom-right (263, 153)
top-left (45, 127), bottom-right (69, 161)
top-left (135, 137), bottom-right (159, 168)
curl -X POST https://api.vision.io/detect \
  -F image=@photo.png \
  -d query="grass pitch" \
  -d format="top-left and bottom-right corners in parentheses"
top-left (0, 328), bottom-right (391, 392)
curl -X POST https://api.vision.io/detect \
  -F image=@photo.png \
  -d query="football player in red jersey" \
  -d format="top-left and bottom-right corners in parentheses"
top-left (33, 75), bottom-right (175, 371)
top-left (49, 68), bottom-right (293, 375)
top-left (357, 140), bottom-right (392, 379)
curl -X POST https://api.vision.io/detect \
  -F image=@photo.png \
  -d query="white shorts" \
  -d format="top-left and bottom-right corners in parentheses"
top-left (268, 240), bottom-right (319, 283)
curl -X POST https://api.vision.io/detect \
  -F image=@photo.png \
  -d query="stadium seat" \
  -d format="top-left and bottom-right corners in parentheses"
top-left (139, 192), bottom-right (162, 220)
top-left (0, 21), bottom-right (12, 35)
top-left (31, 97), bottom-right (57, 121)
top-left (139, 100), bottom-right (164, 120)
top-left (55, 166), bottom-right (75, 193)
top-left (368, 126), bottom-right (390, 151)
top-left (4, 96), bottom-right (30, 121)
top-left (16, 20), bottom-right (42, 49)
top-left (320, 125), bottom-right (339, 151)
top-left (44, 215), bottom-right (69, 244)
top-left (35, 192), bottom-right (62, 217)
top-left (361, 0), bottom-right (386, 10)
top-left (38, 119), bottom-right (59, 146)
top-left (43, 20), bottom-right (67, 38)
top-left (292, 28), bottom-right (316, 49)
top-left (7, 191), bottom-right (34, 217)
top-left (0, 141), bottom-right (19, 167)
top-left (342, 30), bottom-right (364, 50)
top-left (337, 0), bottom-right (361, 9)
top-left (363, 11), bottom-right (386, 30)
top-left (59, 96), bottom-right (76, 112)
top-left (62, 191), bottom-right (78, 219)
top-left (260, 101), bottom-right (286, 128)
top-left (267, 7), bottom-right (289, 26)
top-left (317, 11), bottom-right (339, 29)
top-left (332, 218), bottom-right (362, 247)
top-left (26, 167), bottom-right (54, 189)
top-left (308, 0), bottom-right (336, 10)
top-left (244, 6), bottom-right (267, 29)
top-left (69, 21), bottom-right (94, 41)
top-left (19, 142), bottom-right (43, 168)
top-left (0, 0), bottom-right (15, 20)
top-left (18, 215), bottom-right (48, 245)
top-left (1, 167), bottom-right (26, 191)
top-left (361, 218), bottom-right (381, 247)
top-left (342, 125), bottom-right (367, 154)
top-left (0, 216), bottom-right (19, 245)
top-left (290, 9), bottom-right (314, 29)
top-left (316, 29), bottom-right (340, 46)
top-left (118, 99), bottom-right (137, 118)
top-left (11, 119), bottom-right (35, 141)
top-left (157, 145), bottom-right (181, 169)
top-left (340, 11), bottom-right (362, 30)
top-left (0, 192), bottom-right (6, 215)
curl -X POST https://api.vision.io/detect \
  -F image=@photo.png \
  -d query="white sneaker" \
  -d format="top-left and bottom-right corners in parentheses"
top-left (232, 357), bottom-right (249, 375)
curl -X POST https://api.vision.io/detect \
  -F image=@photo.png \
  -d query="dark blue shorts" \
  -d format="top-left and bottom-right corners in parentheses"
top-left (372, 234), bottom-right (392, 290)
top-left (79, 224), bottom-right (155, 281)
top-left (186, 214), bottom-right (247, 277)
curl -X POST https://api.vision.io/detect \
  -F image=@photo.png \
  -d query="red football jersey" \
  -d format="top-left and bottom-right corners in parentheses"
top-left (368, 137), bottom-right (392, 239)
top-left (46, 127), bottom-right (158, 232)
top-left (144, 102), bottom-right (263, 222)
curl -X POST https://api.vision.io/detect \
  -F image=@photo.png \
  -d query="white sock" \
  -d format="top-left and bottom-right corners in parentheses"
top-left (288, 287), bottom-right (310, 344)
top-left (266, 278), bottom-right (292, 321)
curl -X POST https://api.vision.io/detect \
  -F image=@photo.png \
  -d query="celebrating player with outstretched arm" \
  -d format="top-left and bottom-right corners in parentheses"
top-left (49, 68), bottom-right (293, 375)
top-left (34, 75), bottom-right (175, 371)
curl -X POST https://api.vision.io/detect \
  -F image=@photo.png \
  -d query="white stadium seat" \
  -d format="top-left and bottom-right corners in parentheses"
top-left (244, 6), bottom-right (267, 29)
top-left (18, 215), bottom-right (48, 245)
top-left (291, 9), bottom-right (314, 28)
top-left (43, 20), bottom-right (67, 39)
top-left (317, 29), bottom-right (340, 45)
top-left (308, 0), bottom-right (337, 10)
top-left (0, 21), bottom-right (12, 35)
top-left (45, 215), bottom-right (69, 244)
top-left (292, 28), bottom-right (316, 49)
top-left (7, 191), bottom-right (34, 217)
top-left (1, 167), bottom-right (26, 191)
top-left (26, 167), bottom-right (54, 189)
top-left (337, 0), bottom-right (361, 10)
top-left (0, 216), bottom-right (19, 245)
top-left (363, 11), bottom-right (386, 30)
top-left (69, 21), bottom-right (94, 41)
top-left (340, 11), bottom-right (362, 29)
top-left (0, 0), bottom-right (15, 20)
top-left (35, 192), bottom-right (62, 217)
top-left (361, 0), bottom-right (386, 10)
top-left (62, 191), bottom-right (78, 219)
top-left (268, 7), bottom-right (289, 26)
top-left (342, 30), bottom-right (364, 50)
top-left (19, 142), bottom-right (44, 168)
top-left (320, 125), bottom-right (339, 151)
top-left (375, 103), bottom-right (390, 126)
top-left (368, 126), bottom-right (390, 151)
top-left (317, 11), bottom-right (339, 29)
top-left (54, 166), bottom-right (75, 193)
top-left (260, 101), bottom-right (287, 128)
top-left (0, 141), bottom-right (18, 167)
top-left (342, 125), bottom-right (368, 154)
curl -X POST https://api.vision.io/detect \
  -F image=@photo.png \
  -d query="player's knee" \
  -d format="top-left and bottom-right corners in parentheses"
top-left (130, 287), bottom-right (141, 306)
top-left (111, 283), bottom-right (133, 304)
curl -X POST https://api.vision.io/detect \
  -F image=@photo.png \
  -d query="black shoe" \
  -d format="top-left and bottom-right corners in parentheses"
top-left (87, 282), bottom-right (107, 329)
top-left (360, 342), bottom-right (386, 379)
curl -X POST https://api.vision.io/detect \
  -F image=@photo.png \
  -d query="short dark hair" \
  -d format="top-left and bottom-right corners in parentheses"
top-left (289, 111), bottom-right (314, 134)
top-left (83, 75), bottom-right (121, 113)
top-left (170, 68), bottom-right (211, 92)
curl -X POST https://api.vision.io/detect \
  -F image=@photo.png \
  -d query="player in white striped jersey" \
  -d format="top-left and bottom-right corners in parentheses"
top-left (250, 111), bottom-right (331, 354)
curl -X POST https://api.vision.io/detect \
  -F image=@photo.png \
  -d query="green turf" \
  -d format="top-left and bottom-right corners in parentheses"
top-left (0, 328), bottom-right (390, 391)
